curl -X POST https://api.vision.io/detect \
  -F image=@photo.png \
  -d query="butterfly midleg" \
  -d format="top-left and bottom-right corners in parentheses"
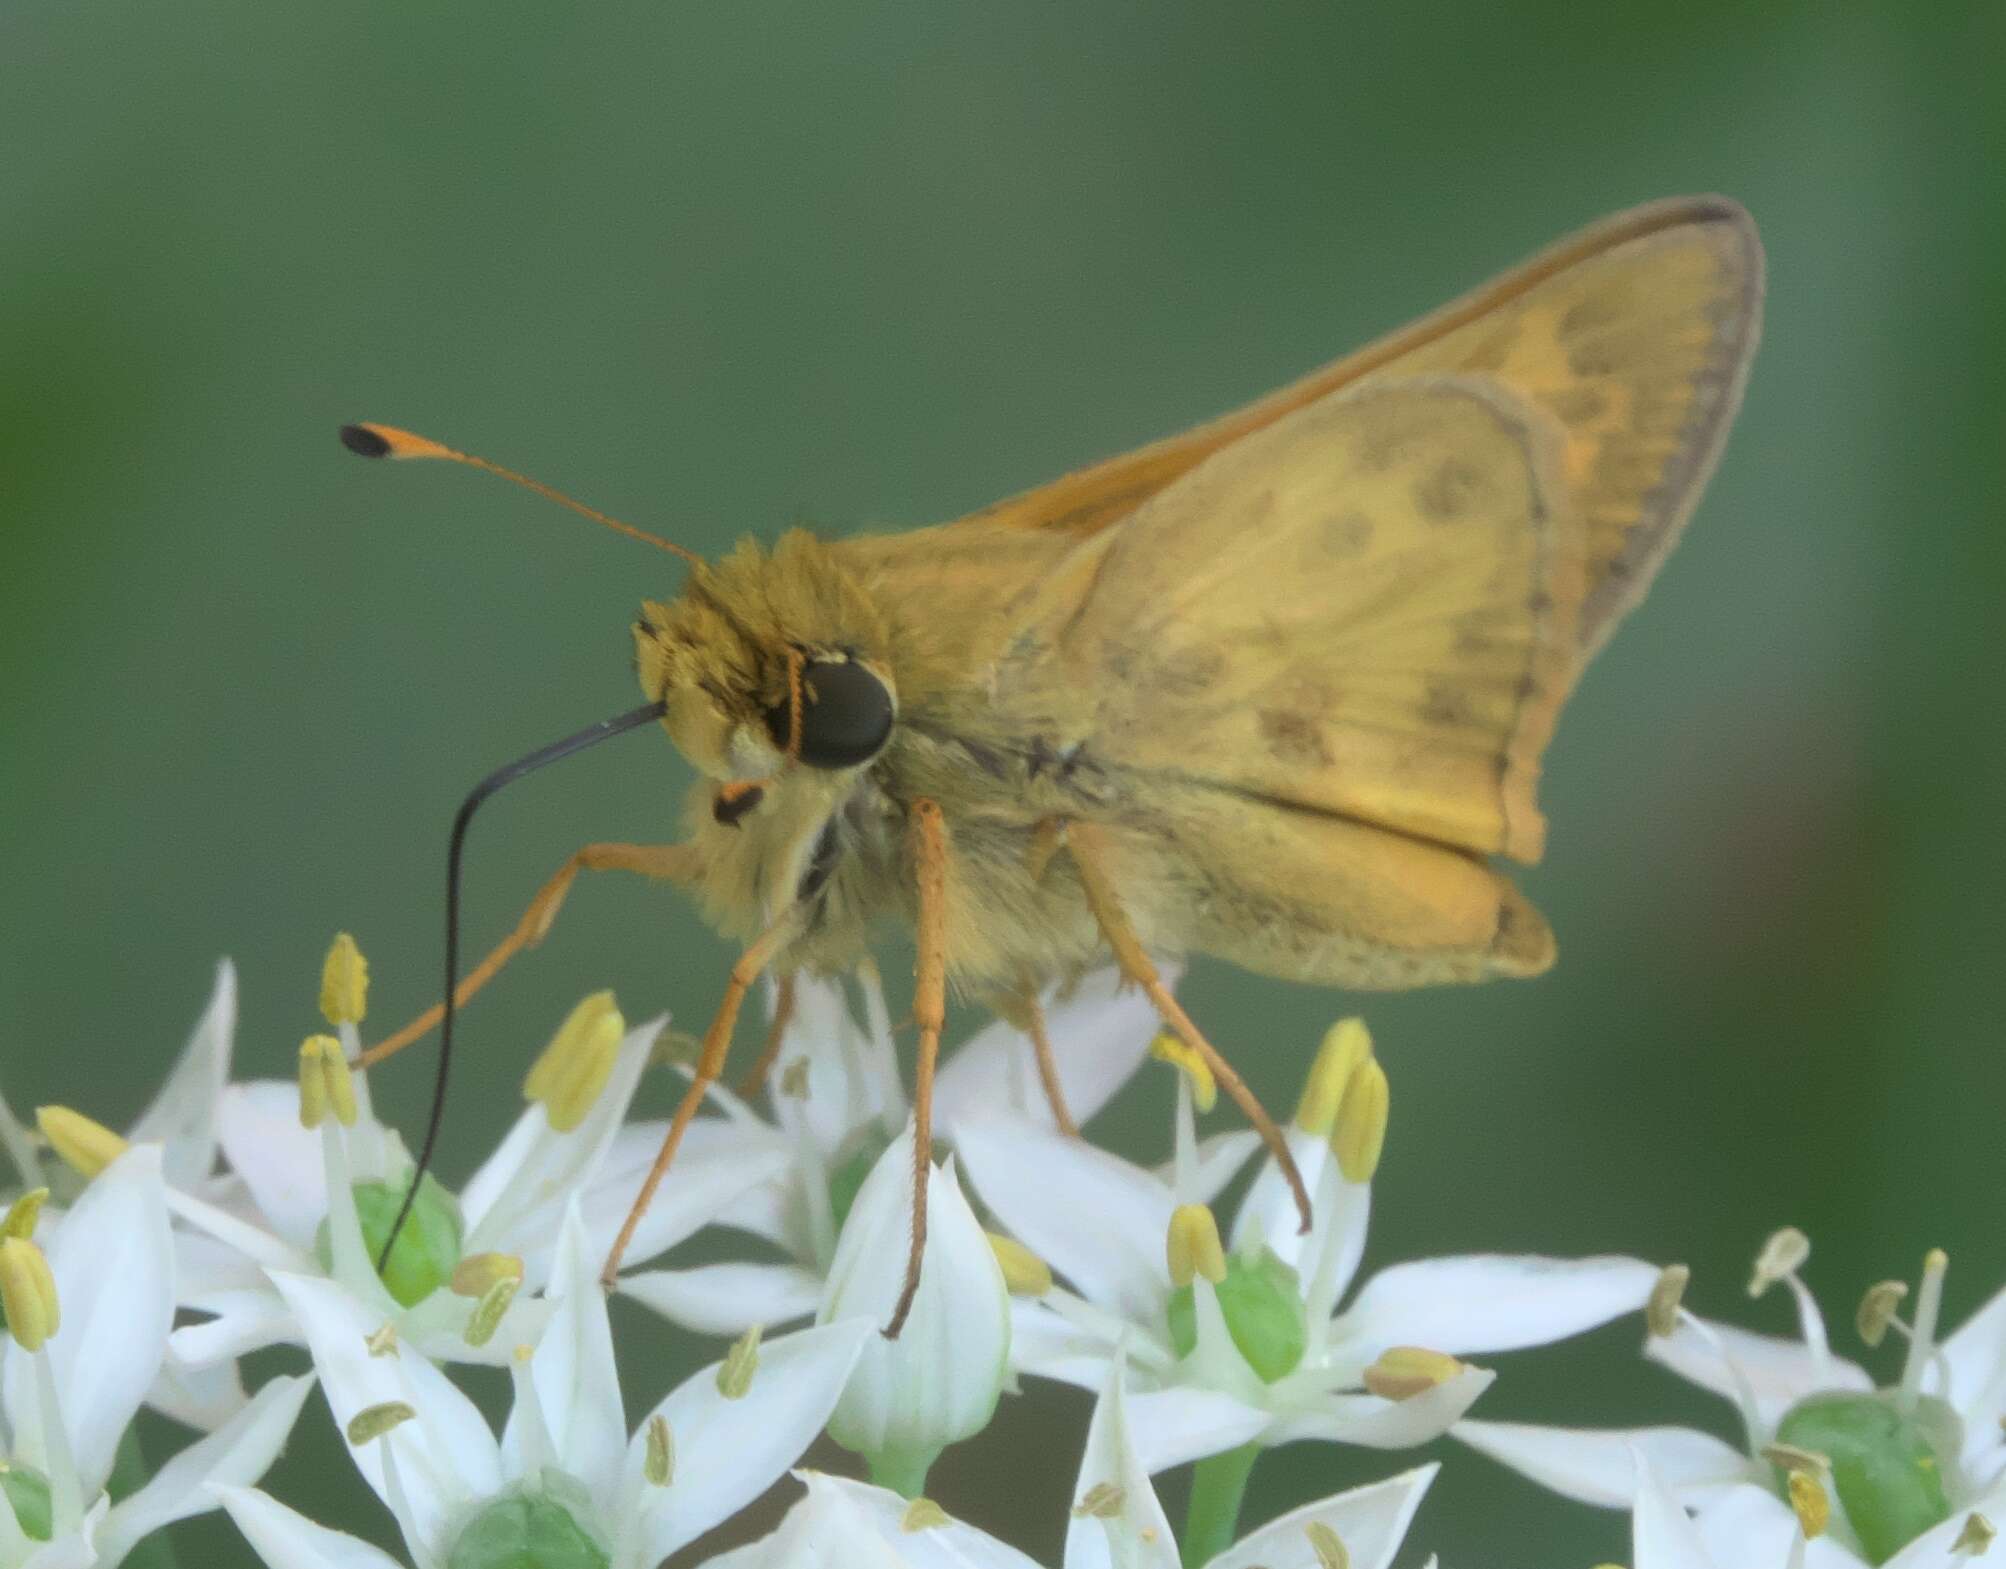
top-left (886, 797), bottom-right (949, 1339)
top-left (994, 977), bottom-right (1079, 1137)
top-left (732, 972), bottom-right (797, 1098)
top-left (1064, 819), bottom-right (1312, 1234)
top-left (599, 911), bottom-right (799, 1287)
top-left (354, 841), bottom-right (702, 1069)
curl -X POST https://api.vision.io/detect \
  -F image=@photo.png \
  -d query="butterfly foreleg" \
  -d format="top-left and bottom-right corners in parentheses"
top-left (599, 909), bottom-right (799, 1287)
top-left (1064, 819), bottom-right (1312, 1235)
top-left (354, 841), bottom-right (703, 1070)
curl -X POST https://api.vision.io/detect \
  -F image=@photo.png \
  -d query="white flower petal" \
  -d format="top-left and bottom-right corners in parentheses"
top-left (619, 1261), bottom-right (825, 1335)
top-left (1648, 1316), bottom-right (1871, 1426)
top-left (169, 1290), bottom-right (296, 1368)
top-left (1337, 1254), bottom-right (1656, 1359)
top-left (935, 966), bottom-right (1163, 1135)
top-left (459, 1014), bottom-right (662, 1248)
top-left (18, 1496), bottom-right (107, 1569)
top-left (30, 1144), bottom-right (175, 1495)
top-left (1064, 1368), bottom-right (1180, 1569)
top-left (1177, 1131), bottom-right (1265, 1208)
top-left (1124, 1387), bottom-right (1271, 1475)
top-left (770, 975), bottom-right (903, 1162)
top-left (820, 1135), bottom-right (1011, 1460)
top-left (127, 959), bottom-right (236, 1187)
top-left (1691, 1484), bottom-right (1864, 1569)
top-left (268, 1270), bottom-right (499, 1554)
top-left (1453, 1419), bottom-right (1751, 1508)
top-left (146, 1350), bottom-right (251, 1431)
top-left (955, 1118), bottom-right (1172, 1325)
top-left (1269, 1367), bottom-right (1494, 1449)
top-left (94, 1374), bottom-right (315, 1564)
top-left (1937, 1279), bottom-right (2006, 1430)
top-left (578, 1130), bottom-right (792, 1284)
top-left (214, 1485), bottom-right (409, 1569)
top-left (520, 1203), bottom-right (625, 1511)
top-left (1230, 1130), bottom-right (1337, 1269)
top-left (713, 1473), bottom-right (984, 1569)
top-left (1633, 1450), bottom-right (1723, 1569)
top-left (1208, 1463), bottom-right (1438, 1569)
top-left (216, 1083), bottom-right (331, 1250)
top-left (1006, 1301), bottom-right (1125, 1392)
top-left (627, 1318), bottom-right (872, 1565)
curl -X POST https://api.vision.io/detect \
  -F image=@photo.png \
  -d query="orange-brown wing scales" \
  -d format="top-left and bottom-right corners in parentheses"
top-left (1024, 376), bottom-right (1581, 864)
top-left (955, 196), bottom-right (1761, 659)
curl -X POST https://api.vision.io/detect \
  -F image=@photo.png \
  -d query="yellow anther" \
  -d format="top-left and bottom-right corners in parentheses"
top-left (35, 1105), bottom-right (128, 1179)
top-left (320, 933), bottom-right (370, 1026)
top-left (987, 1232), bottom-right (1053, 1297)
top-left (1787, 1468), bottom-right (1830, 1538)
top-left (1331, 1056), bottom-right (1389, 1183)
top-left (1151, 1033), bottom-right (1217, 1112)
top-left (1296, 1018), bottom-right (1373, 1135)
top-left (1305, 1521), bottom-right (1350, 1569)
top-left (0, 1188), bottom-right (48, 1243)
top-left (523, 992), bottom-right (625, 1132)
top-left (644, 1414), bottom-right (674, 1486)
top-left (462, 1276), bottom-right (519, 1348)
top-left (1760, 1442), bottom-right (1831, 1475)
top-left (346, 1401), bottom-right (416, 1445)
top-left (450, 1252), bottom-right (525, 1298)
top-left (1857, 1280), bottom-right (1910, 1348)
top-left (1166, 1204), bottom-right (1227, 1289)
top-left (296, 1035), bottom-right (356, 1128)
top-left (1362, 1345), bottom-right (1465, 1401)
top-left (1953, 1513), bottom-right (1997, 1555)
top-left (901, 1498), bottom-right (950, 1531)
top-left (717, 1324), bottom-right (761, 1399)
top-left (365, 1322), bottom-right (399, 1357)
top-left (0, 1237), bottom-right (59, 1351)
top-left (1072, 1481), bottom-right (1123, 1519)
top-left (1647, 1264), bottom-right (1690, 1338)
top-left (1749, 1227), bottom-right (1810, 1298)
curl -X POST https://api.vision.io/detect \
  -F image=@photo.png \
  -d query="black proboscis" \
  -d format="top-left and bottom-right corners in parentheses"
top-left (374, 698), bottom-right (670, 1274)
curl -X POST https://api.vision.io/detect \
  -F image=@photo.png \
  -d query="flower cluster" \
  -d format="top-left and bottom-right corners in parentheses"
top-left (1, 939), bottom-right (1996, 1567)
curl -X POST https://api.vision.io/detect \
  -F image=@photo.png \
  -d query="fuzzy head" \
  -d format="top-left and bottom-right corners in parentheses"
top-left (633, 530), bottom-right (899, 787)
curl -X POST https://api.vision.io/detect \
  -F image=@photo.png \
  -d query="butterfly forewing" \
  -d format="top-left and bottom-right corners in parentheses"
top-left (955, 196), bottom-right (1760, 660)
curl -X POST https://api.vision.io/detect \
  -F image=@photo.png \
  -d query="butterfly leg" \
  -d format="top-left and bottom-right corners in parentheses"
top-left (887, 797), bottom-right (949, 1338)
top-left (1065, 820), bottom-right (1313, 1234)
top-left (600, 912), bottom-right (798, 1288)
top-left (995, 978), bottom-right (1079, 1137)
top-left (353, 841), bottom-right (702, 1070)
top-left (732, 972), bottom-right (798, 1098)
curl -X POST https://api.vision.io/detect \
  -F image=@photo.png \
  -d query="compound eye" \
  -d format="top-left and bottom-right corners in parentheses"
top-left (764, 658), bottom-right (893, 769)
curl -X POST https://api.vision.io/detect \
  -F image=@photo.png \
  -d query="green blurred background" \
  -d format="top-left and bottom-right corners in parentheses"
top-left (3, 2), bottom-right (2000, 1562)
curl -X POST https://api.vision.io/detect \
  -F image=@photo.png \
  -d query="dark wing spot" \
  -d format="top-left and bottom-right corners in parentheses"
top-left (796, 822), bottom-right (841, 903)
top-left (1320, 510), bottom-right (1376, 558)
top-left (1413, 459), bottom-right (1484, 525)
top-left (1421, 678), bottom-right (1479, 729)
top-left (1258, 708), bottom-right (1332, 768)
top-left (1156, 646), bottom-right (1226, 696)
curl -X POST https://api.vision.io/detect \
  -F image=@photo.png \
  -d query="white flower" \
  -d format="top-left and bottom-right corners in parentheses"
top-left (168, 994), bottom-right (782, 1369)
top-left (0, 1144), bottom-right (311, 1569)
top-left (618, 965), bottom-right (1162, 1336)
top-left (817, 1126), bottom-right (1010, 1483)
top-left (958, 1026), bottom-right (1656, 1472)
top-left (215, 1198), bottom-right (873, 1569)
top-left (711, 1363), bottom-right (1438, 1569)
top-left (1457, 1234), bottom-right (2006, 1568)
top-left (1, 962), bottom-right (248, 1431)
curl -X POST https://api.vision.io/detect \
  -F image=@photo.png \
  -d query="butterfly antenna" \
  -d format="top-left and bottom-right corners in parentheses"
top-left (373, 698), bottom-right (670, 1275)
top-left (340, 421), bottom-right (704, 567)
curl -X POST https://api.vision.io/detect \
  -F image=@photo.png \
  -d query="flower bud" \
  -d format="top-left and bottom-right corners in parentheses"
top-left (818, 1128), bottom-right (1009, 1488)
